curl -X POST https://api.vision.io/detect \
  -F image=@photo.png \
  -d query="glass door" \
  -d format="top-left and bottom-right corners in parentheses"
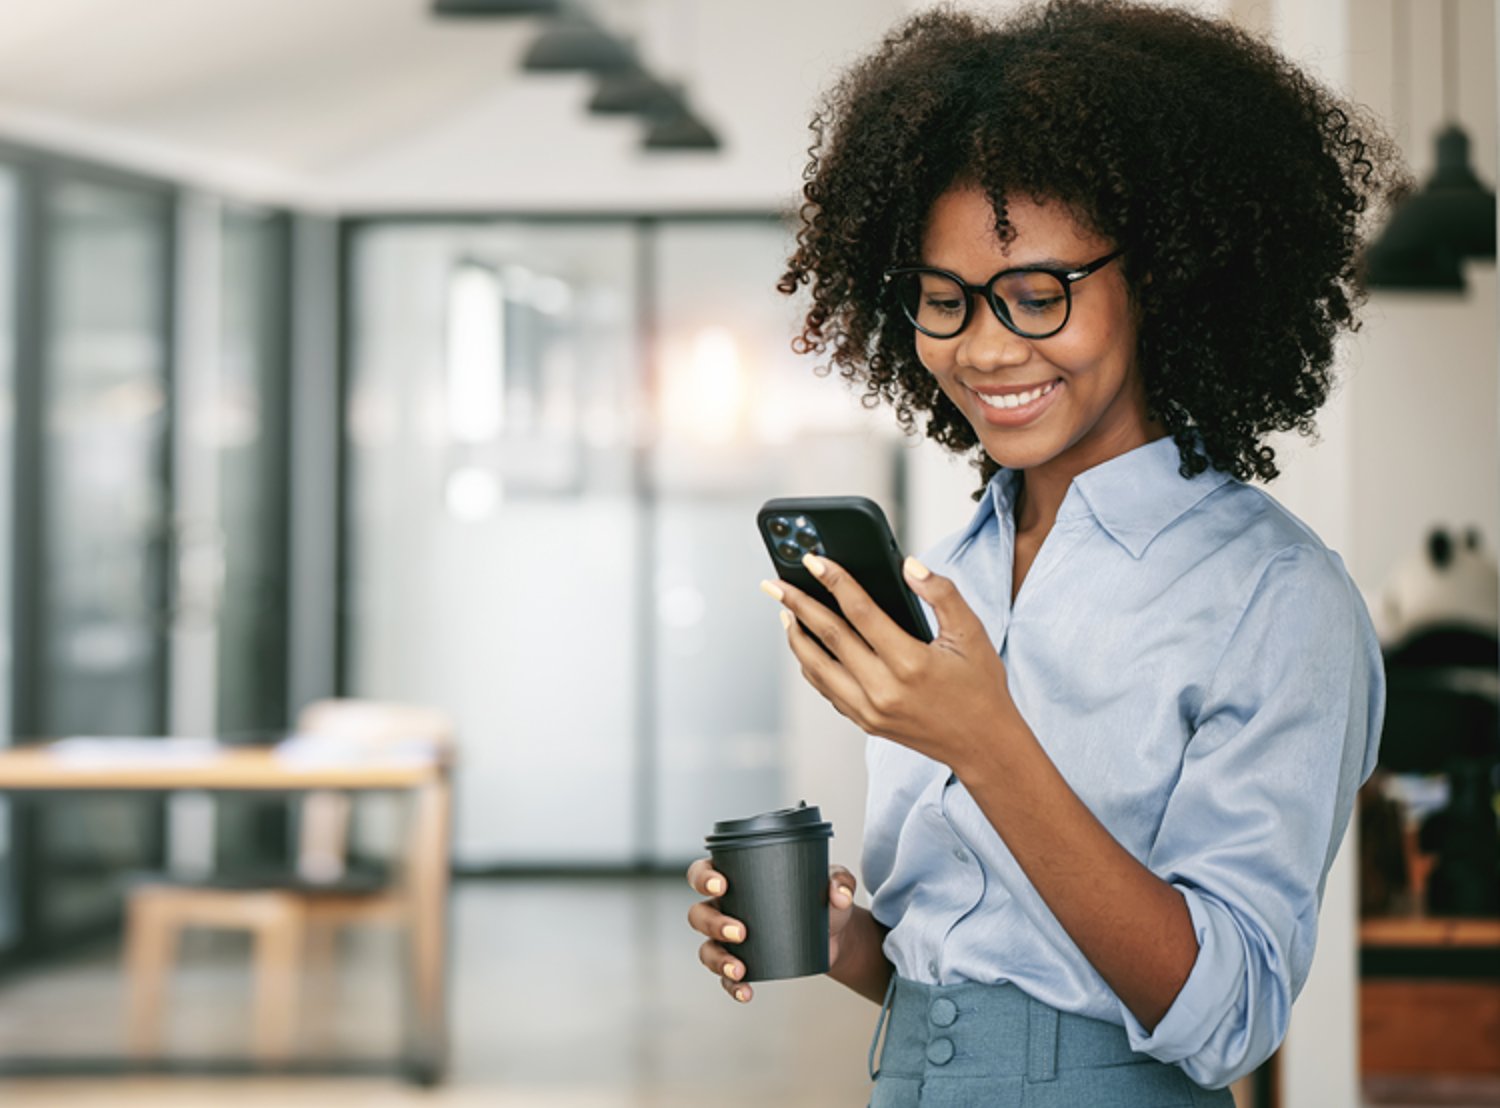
top-left (209, 205), bottom-right (293, 870)
top-left (0, 165), bottom-right (17, 953)
top-left (19, 173), bottom-right (174, 946)
top-left (215, 207), bottom-right (291, 737)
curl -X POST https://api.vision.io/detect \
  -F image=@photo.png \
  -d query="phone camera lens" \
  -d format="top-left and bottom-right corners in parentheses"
top-left (768, 518), bottom-right (791, 539)
top-left (796, 528), bottom-right (819, 548)
top-left (777, 541), bottom-right (801, 561)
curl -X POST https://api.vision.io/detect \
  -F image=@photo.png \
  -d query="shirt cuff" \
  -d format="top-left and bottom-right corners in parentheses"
top-left (1119, 885), bottom-right (1246, 1064)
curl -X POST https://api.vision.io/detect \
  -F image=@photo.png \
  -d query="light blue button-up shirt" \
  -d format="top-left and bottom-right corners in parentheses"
top-left (863, 436), bottom-right (1384, 1089)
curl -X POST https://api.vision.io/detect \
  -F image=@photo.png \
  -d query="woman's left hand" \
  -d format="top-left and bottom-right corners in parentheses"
top-left (764, 554), bottom-right (1018, 771)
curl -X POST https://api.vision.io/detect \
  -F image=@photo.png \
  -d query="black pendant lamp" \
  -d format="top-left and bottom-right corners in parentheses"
top-left (588, 68), bottom-right (681, 116)
top-left (643, 105), bottom-right (721, 152)
top-left (1365, 0), bottom-right (1496, 291)
top-left (432, 0), bottom-right (561, 14)
top-left (522, 14), bottom-right (635, 73)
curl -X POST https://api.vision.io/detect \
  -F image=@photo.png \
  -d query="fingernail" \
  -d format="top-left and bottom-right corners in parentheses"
top-left (734, 987), bottom-right (749, 1003)
top-left (903, 556), bottom-right (931, 581)
top-left (759, 579), bottom-right (785, 602)
top-left (779, 609), bottom-right (793, 631)
top-left (803, 553), bottom-right (826, 577)
top-left (834, 885), bottom-right (852, 907)
top-left (706, 877), bottom-right (725, 896)
top-left (723, 924), bottom-right (744, 943)
top-left (722, 962), bottom-right (741, 981)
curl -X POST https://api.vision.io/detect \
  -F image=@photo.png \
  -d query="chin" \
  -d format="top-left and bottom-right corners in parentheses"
top-left (975, 432), bottom-right (1066, 474)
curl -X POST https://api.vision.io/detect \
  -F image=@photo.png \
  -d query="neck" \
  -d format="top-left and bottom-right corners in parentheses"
top-left (1013, 423), bottom-right (1170, 534)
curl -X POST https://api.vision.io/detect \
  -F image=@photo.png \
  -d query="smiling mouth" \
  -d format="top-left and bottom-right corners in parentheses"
top-left (970, 379), bottom-right (1060, 411)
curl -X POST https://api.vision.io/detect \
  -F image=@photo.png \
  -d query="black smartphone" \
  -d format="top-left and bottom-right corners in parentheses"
top-left (757, 496), bottom-right (933, 643)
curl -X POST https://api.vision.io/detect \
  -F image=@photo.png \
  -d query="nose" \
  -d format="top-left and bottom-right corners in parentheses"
top-left (956, 298), bottom-right (1031, 373)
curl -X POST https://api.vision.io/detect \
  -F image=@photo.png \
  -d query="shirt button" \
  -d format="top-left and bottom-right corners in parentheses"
top-left (952, 847), bottom-right (969, 863)
top-left (929, 997), bottom-right (958, 1027)
top-left (927, 959), bottom-right (940, 979)
top-left (926, 1037), bottom-right (955, 1066)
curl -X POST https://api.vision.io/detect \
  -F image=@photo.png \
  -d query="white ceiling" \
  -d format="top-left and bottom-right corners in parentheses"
top-left (0, 0), bottom-right (910, 211)
top-left (1, 0), bottom-right (1489, 212)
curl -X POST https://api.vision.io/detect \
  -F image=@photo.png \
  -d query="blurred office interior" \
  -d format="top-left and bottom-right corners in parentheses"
top-left (0, 0), bottom-right (1494, 1105)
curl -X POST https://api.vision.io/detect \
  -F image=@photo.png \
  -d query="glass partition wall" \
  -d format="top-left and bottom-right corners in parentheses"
top-left (0, 155), bottom-right (296, 960)
top-left (345, 217), bottom-right (903, 867)
top-left (347, 222), bottom-right (647, 866)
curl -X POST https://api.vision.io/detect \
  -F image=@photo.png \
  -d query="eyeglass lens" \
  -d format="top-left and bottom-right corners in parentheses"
top-left (893, 270), bottom-right (1069, 339)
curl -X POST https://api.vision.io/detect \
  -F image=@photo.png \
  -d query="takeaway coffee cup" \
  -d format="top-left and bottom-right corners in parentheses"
top-left (705, 801), bottom-right (834, 982)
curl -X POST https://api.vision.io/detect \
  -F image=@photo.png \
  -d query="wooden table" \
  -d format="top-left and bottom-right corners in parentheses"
top-left (1360, 915), bottom-right (1500, 1077)
top-left (0, 741), bottom-right (452, 1084)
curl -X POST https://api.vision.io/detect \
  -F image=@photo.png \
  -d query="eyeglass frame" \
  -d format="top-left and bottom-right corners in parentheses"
top-left (883, 248), bottom-right (1125, 340)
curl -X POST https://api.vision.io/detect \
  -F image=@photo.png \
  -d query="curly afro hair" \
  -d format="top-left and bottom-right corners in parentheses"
top-left (779, 0), bottom-right (1406, 489)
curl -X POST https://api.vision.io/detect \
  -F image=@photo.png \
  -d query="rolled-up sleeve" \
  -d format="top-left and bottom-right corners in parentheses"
top-left (1119, 544), bottom-right (1384, 1088)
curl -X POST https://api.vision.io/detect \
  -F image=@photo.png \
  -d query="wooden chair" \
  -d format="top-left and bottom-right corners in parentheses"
top-left (121, 698), bottom-right (454, 1060)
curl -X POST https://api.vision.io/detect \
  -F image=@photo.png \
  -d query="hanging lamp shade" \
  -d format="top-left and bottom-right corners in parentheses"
top-left (1363, 233), bottom-right (1466, 291)
top-left (1420, 125), bottom-right (1496, 259)
top-left (588, 69), bottom-right (681, 116)
top-left (1364, 125), bottom-right (1496, 291)
top-left (643, 106), bottom-right (721, 152)
top-left (432, 0), bottom-right (561, 15)
top-left (522, 16), bottom-right (635, 72)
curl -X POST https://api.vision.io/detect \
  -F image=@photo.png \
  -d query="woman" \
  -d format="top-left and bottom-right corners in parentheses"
top-left (688, 1), bottom-right (1400, 1102)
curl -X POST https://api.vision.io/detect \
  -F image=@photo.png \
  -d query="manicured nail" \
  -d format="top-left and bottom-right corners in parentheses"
top-left (734, 987), bottom-right (749, 1002)
top-left (759, 579), bottom-right (785, 602)
top-left (779, 610), bottom-right (793, 631)
top-left (723, 924), bottom-right (744, 943)
top-left (803, 553), bottom-right (826, 577)
top-left (722, 962), bottom-right (741, 980)
top-left (833, 885), bottom-right (852, 907)
top-left (706, 876), bottom-right (725, 896)
top-left (903, 556), bottom-right (931, 581)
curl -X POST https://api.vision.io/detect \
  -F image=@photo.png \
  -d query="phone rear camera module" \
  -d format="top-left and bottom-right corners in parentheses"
top-left (767, 512), bottom-right (826, 564)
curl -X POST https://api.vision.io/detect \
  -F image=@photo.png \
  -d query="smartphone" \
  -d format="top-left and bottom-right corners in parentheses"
top-left (757, 496), bottom-right (933, 644)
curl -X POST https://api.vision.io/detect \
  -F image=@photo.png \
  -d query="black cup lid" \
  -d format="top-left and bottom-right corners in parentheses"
top-left (706, 800), bottom-right (833, 849)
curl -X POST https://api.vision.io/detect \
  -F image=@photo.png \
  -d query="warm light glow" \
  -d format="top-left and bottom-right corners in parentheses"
top-left (663, 326), bottom-right (747, 445)
top-left (445, 262), bottom-right (504, 444)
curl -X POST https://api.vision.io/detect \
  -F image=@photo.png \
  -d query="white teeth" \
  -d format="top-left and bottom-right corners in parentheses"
top-left (975, 380), bottom-right (1057, 410)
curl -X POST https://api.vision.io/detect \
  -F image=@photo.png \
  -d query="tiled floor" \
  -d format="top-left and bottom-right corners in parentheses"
top-left (0, 877), bottom-right (876, 1106)
top-left (0, 877), bottom-right (1493, 1107)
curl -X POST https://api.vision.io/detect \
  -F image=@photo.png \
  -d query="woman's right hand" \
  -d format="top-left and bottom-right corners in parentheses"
top-left (686, 858), bottom-right (859, 1004)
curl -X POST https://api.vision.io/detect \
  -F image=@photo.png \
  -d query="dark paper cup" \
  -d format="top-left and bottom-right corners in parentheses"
top-left (705, 801), bottom-right (834, 982)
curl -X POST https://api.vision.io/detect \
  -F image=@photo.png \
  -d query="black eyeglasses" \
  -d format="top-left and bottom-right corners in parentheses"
top-left (883, 249), bottom-right (1124, 340)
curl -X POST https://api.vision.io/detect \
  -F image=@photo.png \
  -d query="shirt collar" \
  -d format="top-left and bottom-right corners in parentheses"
top-left (983, 436), bottom-right (1233, 560)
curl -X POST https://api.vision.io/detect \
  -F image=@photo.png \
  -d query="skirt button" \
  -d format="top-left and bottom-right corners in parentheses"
top-left (928, 997), bottom-right (958, 1027)
top-left (926, 1037), bottom-right (955, 1066)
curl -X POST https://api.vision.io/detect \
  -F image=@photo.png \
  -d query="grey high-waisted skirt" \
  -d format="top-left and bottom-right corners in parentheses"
top-left (867, 976), bottom-right (1235, 1108)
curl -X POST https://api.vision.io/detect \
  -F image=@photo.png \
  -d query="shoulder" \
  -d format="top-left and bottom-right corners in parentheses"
top-left (1199, 482), bottom-right (1354, 593)
top-left (1189, 483), bottom-right (1379, 676)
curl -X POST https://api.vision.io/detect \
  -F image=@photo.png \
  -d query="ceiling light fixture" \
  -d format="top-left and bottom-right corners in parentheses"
top-left (1364, 0), bottom-right (1495, 291)
top-left (432, 0), bottom-right (562, 15)
top-left (588, 69), bottom-right (681, 116)
top-left (522, 14), bottom-right (636, 73)
top-left (643, 105), bottom-right (722, 152)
